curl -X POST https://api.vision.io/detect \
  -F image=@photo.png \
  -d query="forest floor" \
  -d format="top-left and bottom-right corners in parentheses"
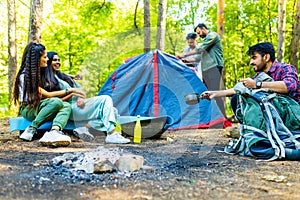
top-left (0, 117), bottom-right (300, 200)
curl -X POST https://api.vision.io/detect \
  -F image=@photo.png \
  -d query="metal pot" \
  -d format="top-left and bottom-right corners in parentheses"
top-left (184, 93), bottom-right (202, 105)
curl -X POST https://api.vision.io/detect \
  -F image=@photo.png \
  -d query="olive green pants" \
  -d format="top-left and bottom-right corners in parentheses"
top-left (20, 97), bottom-right (71, 130)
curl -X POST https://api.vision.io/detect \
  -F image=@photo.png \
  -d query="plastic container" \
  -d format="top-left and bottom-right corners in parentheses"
top-left (115, 115), bottom-right (122, 133)
top-left (134, 115), bottom-right (142, 143)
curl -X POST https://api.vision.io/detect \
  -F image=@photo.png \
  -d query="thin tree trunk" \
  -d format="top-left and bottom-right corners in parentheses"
top-left (134, 0), bottom-right (141, 35)
top-left (28, 0), bottom-right (43, 43)
top-left (217, 0), bottom-right (225, 38)
top-left (190, 0), bottom-right (197, 27)
top-left (156, 0), bottom-right (167, 51)
top-left (290, 0), bottom-right (300, 67)
top-left (8, 0), bottom-right (17, 109)
top-left (278, 0), bottom-right (286, 62)
top-left (144, 0), bottom-right (151, 52)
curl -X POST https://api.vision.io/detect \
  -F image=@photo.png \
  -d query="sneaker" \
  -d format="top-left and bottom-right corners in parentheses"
top-left (20, 126), bottom-right (37, 141)
top-left (105, 132), bottom-right (130, 144)
top-left (39, 129), bottom-right (71, 147)
top-left (73, 127), bottom-right (94, 142)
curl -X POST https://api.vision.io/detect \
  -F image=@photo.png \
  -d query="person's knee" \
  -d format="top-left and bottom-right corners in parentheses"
top-left (101, 95), bottom-right (112, 101)
top-left (97, 95), bottom-right (113, 105)
top-left (63, 102), bottom-right (72, 113)
top-left (49, 97), bottom-right (64, 108)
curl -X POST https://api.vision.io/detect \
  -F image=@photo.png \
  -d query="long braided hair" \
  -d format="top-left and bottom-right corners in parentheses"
top-left (13, 42), bottom-right (46, 108)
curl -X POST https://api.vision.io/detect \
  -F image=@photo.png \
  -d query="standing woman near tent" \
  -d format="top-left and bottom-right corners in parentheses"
top-left (40, 51), bottom-right (130, 144)
top-left (13, 42), bottom-right (76, 146)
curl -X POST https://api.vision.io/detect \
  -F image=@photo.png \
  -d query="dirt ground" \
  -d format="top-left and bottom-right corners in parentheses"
top-left (0, 117), bottom-right (300, 200)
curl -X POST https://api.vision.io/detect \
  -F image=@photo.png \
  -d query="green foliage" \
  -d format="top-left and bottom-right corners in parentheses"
top-left (1, 0), bottom-right (299, 118)
top-left (222, 0), bottom-right (296, 88)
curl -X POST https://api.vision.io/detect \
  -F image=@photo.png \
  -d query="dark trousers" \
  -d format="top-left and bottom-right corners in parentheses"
top-left (203, 66), bottom-right (226, 117)
top-left (230, 94), bottom-right (238, 115)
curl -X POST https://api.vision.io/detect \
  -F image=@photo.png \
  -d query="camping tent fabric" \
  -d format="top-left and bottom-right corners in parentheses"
top-left (98, 50), bottom-right (226, 130)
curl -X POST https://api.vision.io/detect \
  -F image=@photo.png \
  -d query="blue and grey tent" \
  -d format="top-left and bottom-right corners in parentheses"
top-left (98, 50), bottom-right (227, 130)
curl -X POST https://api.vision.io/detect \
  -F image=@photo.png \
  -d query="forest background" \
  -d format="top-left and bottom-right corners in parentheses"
top-left (0, 0), bottom-right (299, 118)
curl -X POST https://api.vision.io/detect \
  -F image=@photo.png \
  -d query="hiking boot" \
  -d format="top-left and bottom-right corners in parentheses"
top-left (105, 132), bottom-right (130, 144)
top-left (73, 127), bottom-right (94, 142)
top-left (39, 129), bottom-right (71, 147)
top-left (20, 126), bottom-right (37, 141)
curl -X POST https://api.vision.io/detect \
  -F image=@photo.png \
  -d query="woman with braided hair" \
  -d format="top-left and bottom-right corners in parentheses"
top-left (13, 42), bottom-right (85, 147)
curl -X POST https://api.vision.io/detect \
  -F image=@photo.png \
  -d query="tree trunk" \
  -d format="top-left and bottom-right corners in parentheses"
top-left (144, 0), bottom-right (151, 52)
top-left (217, 0), bottom-right (225, 38)
top-left (134, 0), bottom-right (141, 35)
top-left (277, 0), bottom-right (286, 62)
top-left (156, 0), bottom-right (167, 51)
top-left (290, 0), bottom-right (300, 68)
top-left (8, 0), bottom-right (17, 108)
top-left (28, 0), bottom-right (43, 43)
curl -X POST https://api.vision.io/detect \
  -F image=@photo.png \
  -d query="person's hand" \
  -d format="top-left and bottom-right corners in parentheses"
top-left (176, 53), bottom-right (186, 59)
top-left (77, 97), bottom-right (85, 108)
top-left (70, 88), bottom-right (86, 99)
top-left (200, 91), bottom-right (219, 100)
top-left (181, 59), bottom-right (188, 63)
top-left (201, 91), bottom-right (212, 100)
top-left (239, 78), bottom-right (256, 88)
top-left (182, 58), bottom-right (194, 63)
top-left (74, 74), bottom-right (83, 80)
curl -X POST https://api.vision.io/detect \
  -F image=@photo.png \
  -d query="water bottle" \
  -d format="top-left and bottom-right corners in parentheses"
top-left (134, 115), bottom-right (142, 143)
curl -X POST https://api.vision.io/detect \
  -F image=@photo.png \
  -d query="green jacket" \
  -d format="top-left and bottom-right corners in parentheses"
top-left (195, 31), bottom-right (223, 71)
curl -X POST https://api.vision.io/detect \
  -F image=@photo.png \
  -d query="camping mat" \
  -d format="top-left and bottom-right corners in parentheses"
top-left (9, 116), bottom-right (164, 134)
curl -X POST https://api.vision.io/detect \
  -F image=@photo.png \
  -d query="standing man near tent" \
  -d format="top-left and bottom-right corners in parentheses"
top-left (181, 33), bottom-right (202, 80)
top-left (178, 23), bottom-right (226, 117)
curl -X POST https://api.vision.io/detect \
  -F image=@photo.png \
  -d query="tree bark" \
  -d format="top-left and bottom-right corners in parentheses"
top-left (144, 0), bottom-right (151, 52)
top-left (28, 0), bottom-right (43, 43)
top-left (217, 0), bottom-right (225, 38)
top-left (290, 0), bottom-right (300, 68)
top-left (8, 0), bottom-right (17, 108)
top-left (156, 0), bottom-right (167, 51)
top-left (277, 0), bottom-right (286, 62)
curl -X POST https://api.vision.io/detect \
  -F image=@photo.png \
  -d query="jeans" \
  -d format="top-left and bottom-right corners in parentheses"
top-left (20, 97), bottom-right (71, 130)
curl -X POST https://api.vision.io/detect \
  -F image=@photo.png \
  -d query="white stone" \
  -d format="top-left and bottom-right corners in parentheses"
top-left (115, 154), bottom-right (144, 172)
top-left (93, 160), bottom-right (116, 173)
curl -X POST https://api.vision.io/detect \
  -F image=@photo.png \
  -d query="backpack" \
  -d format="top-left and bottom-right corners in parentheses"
top-left (225, 73), bottom-right (300, 160)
